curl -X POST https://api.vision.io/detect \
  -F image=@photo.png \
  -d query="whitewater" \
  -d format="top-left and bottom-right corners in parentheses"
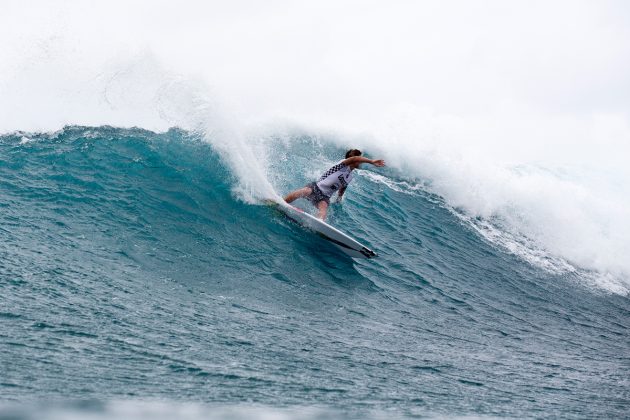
top-left (1, 1), bottom-right (629, 419)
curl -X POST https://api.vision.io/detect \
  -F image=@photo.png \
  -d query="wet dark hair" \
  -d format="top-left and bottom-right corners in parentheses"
top-left (345, 149), bottom-right (362, 159)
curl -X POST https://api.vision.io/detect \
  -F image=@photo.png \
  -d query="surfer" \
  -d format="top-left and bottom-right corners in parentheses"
top-left (284, 149), bottom-right (385, 220)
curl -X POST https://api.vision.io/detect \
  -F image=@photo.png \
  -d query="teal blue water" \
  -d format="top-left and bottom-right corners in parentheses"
top-left (0, 126), bottom-right (628, 419)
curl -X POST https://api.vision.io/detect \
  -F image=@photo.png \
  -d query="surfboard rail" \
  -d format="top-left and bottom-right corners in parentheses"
top-left (270, 200), bottom-right (377, 259)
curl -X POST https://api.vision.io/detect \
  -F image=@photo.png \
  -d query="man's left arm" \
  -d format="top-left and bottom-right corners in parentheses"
top-left (336, 186), bottom-right (347, 203)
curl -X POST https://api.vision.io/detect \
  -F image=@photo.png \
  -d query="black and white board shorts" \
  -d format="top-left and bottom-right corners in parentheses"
top-left (305, 182), bottom-right (330, 205)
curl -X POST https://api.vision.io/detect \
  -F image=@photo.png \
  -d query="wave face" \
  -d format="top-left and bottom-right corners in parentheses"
top-left (1, 126), bottom-right (628, 419)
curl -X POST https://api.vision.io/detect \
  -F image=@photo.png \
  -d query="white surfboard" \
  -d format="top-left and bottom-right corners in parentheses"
top-left (271, 200), bottom-right (376, 259)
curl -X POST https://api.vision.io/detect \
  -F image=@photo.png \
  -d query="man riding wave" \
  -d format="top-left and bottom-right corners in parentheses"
top-left (284, 149), bottom-right (385, 220)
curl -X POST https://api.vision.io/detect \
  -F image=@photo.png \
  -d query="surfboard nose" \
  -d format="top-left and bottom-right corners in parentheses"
top-left (360, 247), bottom-right (377, 258)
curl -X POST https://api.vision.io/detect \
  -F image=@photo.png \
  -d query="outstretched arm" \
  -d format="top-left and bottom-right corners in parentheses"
top-left (342, 156), bottom-right (385, 167)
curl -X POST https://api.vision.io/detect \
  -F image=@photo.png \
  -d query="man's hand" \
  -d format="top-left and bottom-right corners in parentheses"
top-left (371, 159), bottom-right (385, 167)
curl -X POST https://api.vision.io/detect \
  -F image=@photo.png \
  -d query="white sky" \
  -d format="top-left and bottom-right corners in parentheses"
top-left (2, 0), bottom-right (629, 121)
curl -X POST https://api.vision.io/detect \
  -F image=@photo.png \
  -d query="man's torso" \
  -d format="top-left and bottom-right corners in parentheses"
top-left (316, 161), bottom-right (353, 197)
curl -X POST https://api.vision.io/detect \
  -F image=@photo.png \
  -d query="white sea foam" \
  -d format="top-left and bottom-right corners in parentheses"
top-left (0, 400), bottom-right (348, 420)
top-left (361, 160), bottom-right (630, 295)
top-left (1, 1), bottom-right (628, 292)
top-left (374, 139), bottom-right (630, 293)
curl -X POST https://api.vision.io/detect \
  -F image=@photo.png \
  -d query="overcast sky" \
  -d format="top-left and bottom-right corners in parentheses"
top-left (2, 0), bottom-right (629, 121)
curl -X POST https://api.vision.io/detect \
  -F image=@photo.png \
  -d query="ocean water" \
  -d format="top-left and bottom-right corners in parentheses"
top-left (1, 126), bottom-right (628, 419)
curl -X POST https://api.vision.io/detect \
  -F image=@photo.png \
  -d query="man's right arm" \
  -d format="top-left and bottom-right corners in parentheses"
top-left (342, 156), bottom-right (385, 167)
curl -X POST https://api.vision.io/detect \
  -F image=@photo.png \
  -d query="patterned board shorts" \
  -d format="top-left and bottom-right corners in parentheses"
top-left (305, 182), bottom-right (330, 205)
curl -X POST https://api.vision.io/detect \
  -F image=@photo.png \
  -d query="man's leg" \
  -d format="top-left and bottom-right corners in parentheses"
top-left (284, 187), bottom-right (312, 203)
top-left (317, 201), bottom-right (329, 220)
